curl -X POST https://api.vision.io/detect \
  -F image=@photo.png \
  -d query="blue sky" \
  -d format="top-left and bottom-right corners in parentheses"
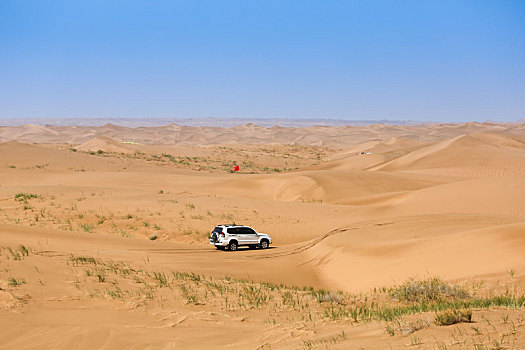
top-left (1, 1), bottom-right (524, 122)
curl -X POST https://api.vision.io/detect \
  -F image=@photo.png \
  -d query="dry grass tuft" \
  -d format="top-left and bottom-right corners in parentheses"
top-left (435, 309), bottom-right (472, 326)
top-left (389, 277), bottom-right (469, 302)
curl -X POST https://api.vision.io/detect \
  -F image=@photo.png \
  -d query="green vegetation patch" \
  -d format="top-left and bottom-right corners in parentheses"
top-left (14, 193), bottom-right (39, 201)
top-left (8, 277), bottom-right (26, 287)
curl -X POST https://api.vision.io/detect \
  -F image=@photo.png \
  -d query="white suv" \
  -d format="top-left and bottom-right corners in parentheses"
top-left (210, 225), bottom-right (272, 251)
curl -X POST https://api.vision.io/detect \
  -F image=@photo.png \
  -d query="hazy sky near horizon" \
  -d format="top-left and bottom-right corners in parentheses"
top-left (1, 1), bottom-right (524, 122)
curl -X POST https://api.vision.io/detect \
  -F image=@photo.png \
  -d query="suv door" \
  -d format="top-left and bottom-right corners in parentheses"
top-left (227, 227), bottom-right (241, 243)
top-left (234, 227), bottom-right (250, 245)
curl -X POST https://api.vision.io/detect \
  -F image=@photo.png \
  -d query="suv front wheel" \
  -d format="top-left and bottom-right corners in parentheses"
top-left (260, 240), bottom-right (269, 249)
top-left (228, 241), bottom-right (238, 251)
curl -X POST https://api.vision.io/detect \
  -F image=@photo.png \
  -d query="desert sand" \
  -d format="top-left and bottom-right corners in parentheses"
top-left (1, 121), bottom-right (525, 349)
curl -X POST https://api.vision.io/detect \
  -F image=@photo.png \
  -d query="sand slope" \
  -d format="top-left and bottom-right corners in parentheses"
top-left (370, 133), bottom-right (525, 177)
top-left (302, 219), bottom-right (525, 291)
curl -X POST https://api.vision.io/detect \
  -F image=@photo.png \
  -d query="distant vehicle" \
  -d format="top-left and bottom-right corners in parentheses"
top-left (209, 225), bottom-right (272, 251)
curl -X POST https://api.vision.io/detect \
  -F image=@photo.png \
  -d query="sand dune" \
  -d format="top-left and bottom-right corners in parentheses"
top-left (213, 170), bottom-right (443, 205)
top-left (1, 121), bottom-right (524, 147)
top-left (302, 219), bottom-right (525, 292)
top-left (371, 132), bottom-right (525, 176)
top-left (0, 124), bottom-right (59, 143)
top-left (0, 141), bottom-right (123, 171)
top-left (1, 123), bottom-right (525, 349)
top-left (77, 136), bottom-right (135, 154)
top-left (381, 175), bottom-right (525, 217)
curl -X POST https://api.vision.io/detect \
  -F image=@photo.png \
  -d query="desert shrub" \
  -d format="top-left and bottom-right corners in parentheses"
top-left (8, 277), bottom-right (26, 287)
top-left (14, 192), bottom-right (39, 201)
top-left (18, 245), bottom-right (29, 256)
top-left (69, 255), bottom-right (98, 266)
top-left (389, 277), bottom-right (469, 302)
top-left (435, 309), bottom-right (472, 326)
top-left (105, 287), bottom-right (124, 300)
top-left (96, 273), bottom-right (106, 283)
top-left (385, 318), bottom-right (430, 336)
top-left (239, 284), bottom-right (271, 308)
top-left (153, 271), bottom-right (169, 287)
top-left (80, 223), bottom-right (94, 232)
top-left (311, 289), bottom-right (345, 304)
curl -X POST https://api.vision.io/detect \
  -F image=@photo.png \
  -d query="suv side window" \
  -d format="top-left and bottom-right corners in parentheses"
top-left (228, 227), bottom-right (240, 235)
top-left (243, 228), bottom-right (256, 235)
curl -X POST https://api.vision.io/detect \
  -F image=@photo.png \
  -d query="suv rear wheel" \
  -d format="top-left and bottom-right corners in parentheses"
top-left (260, 239), bottom-right (269, 249)
top-left (228, 241), bottom-right (238, 251)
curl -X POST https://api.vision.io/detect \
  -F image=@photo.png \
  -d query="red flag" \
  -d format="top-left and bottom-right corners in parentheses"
top-left (233, 165), bottom-right (240, 172)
